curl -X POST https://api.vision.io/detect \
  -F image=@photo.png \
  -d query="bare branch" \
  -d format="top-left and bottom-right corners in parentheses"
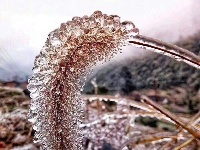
top-left (141, 95), bottom-right (200, 140)
top-left (174, 138), bottom-right (195, 150)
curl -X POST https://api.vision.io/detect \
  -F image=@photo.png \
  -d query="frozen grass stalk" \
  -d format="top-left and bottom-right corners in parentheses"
top-left (27, 11), bottom-right (200, 149)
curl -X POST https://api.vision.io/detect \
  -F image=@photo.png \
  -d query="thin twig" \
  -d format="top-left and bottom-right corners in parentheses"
top-left (161, 106), bottom-right (200, 149)
top-left (119, 132), bottom-right (180, 150)
top-left (82, 94), bottom-right (155, 112)
top-left (130, 35), bottom-right (200, 69)
top-left (173, 137), bottom-right (195, 150)
top-left (141, 95), bottom-right (200, 140)
top-left (159, 138), bottom-right (178, 150)
top-left (82, 95), bottom-right (192, 124)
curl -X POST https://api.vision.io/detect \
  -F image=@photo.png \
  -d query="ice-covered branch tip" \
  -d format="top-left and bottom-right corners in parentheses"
top-left (27, 10), bottom-right (200, 150)
top-left (129, 35), bottom-right (200, 69)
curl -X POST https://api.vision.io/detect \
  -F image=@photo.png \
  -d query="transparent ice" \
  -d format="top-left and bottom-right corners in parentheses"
top-left (27, 10), bottom-right (200, 150)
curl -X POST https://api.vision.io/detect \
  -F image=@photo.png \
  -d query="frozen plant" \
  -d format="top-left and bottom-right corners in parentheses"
top-left (27, 11), bottom-right (200, 149)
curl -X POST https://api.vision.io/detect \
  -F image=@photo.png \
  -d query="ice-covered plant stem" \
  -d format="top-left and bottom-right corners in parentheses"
top-left (27, 11), bottom-right (200, 149)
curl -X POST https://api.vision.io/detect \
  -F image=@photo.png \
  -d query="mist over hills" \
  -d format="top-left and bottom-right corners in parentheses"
top-left (0, 32), bottom-right (199, 93)
top-left (0, 0), bottom-right (200, 83)
top-left (83, 32), bottom-right (200, 94)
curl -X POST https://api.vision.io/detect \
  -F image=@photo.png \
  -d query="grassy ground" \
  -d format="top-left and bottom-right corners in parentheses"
top-left (0, 86), bottom-right (199, 150)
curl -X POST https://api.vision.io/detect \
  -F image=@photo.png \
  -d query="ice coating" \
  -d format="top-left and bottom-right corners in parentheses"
top-left (27, 10), bottom-right (200, 150)
top-left (129, 35), bottom-right (200, 69)
top-left (27, 11), bottom-right (139, 149)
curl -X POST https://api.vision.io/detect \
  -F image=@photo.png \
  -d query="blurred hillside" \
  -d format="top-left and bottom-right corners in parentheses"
top-left (84, 32), bottom-right (200, 93)
top-left (0, 31), bottom-right (199, 114)
top-left (84, 32), bottom-right (200, 112)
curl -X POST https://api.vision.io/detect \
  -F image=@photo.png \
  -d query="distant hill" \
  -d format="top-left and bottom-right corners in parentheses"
top-left (83, 32), bottom-right (200, 94)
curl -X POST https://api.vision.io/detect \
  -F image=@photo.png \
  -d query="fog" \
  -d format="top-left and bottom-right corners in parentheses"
top-left (0, 0), bottom-right (199, 81)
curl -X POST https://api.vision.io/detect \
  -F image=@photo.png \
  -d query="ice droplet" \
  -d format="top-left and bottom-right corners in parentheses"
top-left (30, 90), bottom-right (39, 99)
top-left (51, 38), bottom-right (61, 47)
top-left (122, 21), bottom-right (135, 31)
top-left (91, 10), bottom-right (103, 18)
top-left (127, 28), bottom-right (139, 37)
top-left (33, 125), bottom-right (39, 131)
top-left (174, 56), bottom-right (182, 61)
top-left (72, 16), bottom-right (82, 22)
top-left (111, 15), bottom-right (120, 22)
top-left (33, 140), bottom-right (39, 144)
top-left (27, 84), bottom-right (36, 92)
top-left (74, 29), bottom-right (83, 37)
top-left (32, 67), bottom-right (40, 73)
top-left (28, 118), bottom-right (36, 123)
top-left (27, 11), bottom-right (158, 150)
top-left (30, 104), bottom-right (37, 111)
top-left (130, 35), bottom-right (200, 69)
top-left (70, 67), bottom-right (74, 72)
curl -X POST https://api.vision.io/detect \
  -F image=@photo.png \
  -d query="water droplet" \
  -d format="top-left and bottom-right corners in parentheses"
top-left (122, 21), bottom-right (135, 31)
top-left (27, 84), bottom-right (36, 92)
top-left (91, 10), bottom-right (103, 18)
top-left (82, 15), bottom-right (89, 23)
top-left (33, 140), bottom-right (39, 143)
top-left (72, 16), bottom-right (82, 22)
top-left (70, 67), bottom-right (74, 72)
top-left (30, 104), bottom-right (37, 111)
top-left (174, 56), bottom-right (182, 61)
top-left (51, 38), bottom-right (61, 47)
top-left (111, 15), bottom-right (120, 22)
top-left (32, 67), bottom-right (40, 73)
top-left (84, 29), bottom-right (90, 34)
top-left (30, 90), bottom-right (39, 99)
top-left (35, 56), bottom-right (47, 66)
top-left (127, 28), bottom-right (139, 37)
top-left (33, 125), bottom-right (39, 131)
top-left (28, 118), bottom-right (36, 123)
top-left (74, 29), bottom-right (83, 37)
top-left (78, 50), bottom-right (83, 54)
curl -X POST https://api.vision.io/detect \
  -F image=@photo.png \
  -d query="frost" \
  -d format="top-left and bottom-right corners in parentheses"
top-left (27, 10), bottom-right (139, 150)
top-left (28, 118), bottom-right (36, 123)
top-left (27, 10), bottom-right (200, 150)
top-left (129, 35), bottom-right (200, 69)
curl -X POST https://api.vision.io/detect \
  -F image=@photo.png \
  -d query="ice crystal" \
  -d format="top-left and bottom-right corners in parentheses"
top-left (28, 10), bottom-right (200, 150)
top-left (27, 11), bottom-right (139, 150)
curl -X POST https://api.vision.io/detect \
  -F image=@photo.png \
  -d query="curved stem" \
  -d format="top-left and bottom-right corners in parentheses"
top-left (141, 95), bottom-right (200, 140)
top-left (173, 138), bottom-right (195, 150)
top-left (119, 132), bottom-right (179, 150)
top-left (28, 11), bottom-right (200, 150)
top-left (129, 35), bottom-right (200, 69)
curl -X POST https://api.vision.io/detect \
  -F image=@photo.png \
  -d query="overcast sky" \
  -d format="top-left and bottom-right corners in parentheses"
top-left (0, 0), bottom-right (199, 81)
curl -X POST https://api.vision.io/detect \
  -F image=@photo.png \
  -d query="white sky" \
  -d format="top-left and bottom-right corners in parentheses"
top-left (0, 0), bottom-right (199, 81)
